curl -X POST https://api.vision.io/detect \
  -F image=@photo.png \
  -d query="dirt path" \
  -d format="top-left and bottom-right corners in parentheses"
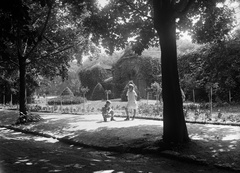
top-left (0, 110), bottom-right (240, 171)
top-left (0, 127), bottom-right (235, 173)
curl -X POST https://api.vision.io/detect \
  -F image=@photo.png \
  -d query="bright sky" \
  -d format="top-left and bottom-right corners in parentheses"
top-left (97, 0), bottom-right (109, 8)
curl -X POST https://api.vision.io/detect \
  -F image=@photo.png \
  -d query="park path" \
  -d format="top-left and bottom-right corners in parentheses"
top-left (1, 127), bottom-right (234, 173)
top-left (0, 110), bottom-right (240, 171)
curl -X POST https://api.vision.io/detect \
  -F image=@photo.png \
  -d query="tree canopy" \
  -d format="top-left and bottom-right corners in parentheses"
top-left (78, 0), bottom-right (235, 54)
top-left (179, 39), bottom-right (240, 102)
top-left (0, 0), bottom-right (89, 114)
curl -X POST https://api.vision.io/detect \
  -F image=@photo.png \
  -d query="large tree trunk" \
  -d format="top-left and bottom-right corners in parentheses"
top-left (153, 0), bottom-right (189, 143)
top-left (19, 55), bottom-right (27, 115)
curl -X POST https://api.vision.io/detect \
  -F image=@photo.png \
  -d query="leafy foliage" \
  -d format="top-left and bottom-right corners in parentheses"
top-left (190, 2), bottom-right (235, 44)
top-left (91, 82), bottom-right (105, 100)
top-left (74, 0), bottom-right (236, 55)
top-left (47, 96), bottom-right (85, 105)
top-left (0, 0), bottom-right (89, 114)
top-left (15, 112), bottom-right (43, 125)
top-left (178, 40), bottom-right (240, 102)
top-left (79, 64), bottom-right (110, 98)
top-left (113, 53), bottom-right (161, 98)
top-left (60, 87), bottom-right (74, 97)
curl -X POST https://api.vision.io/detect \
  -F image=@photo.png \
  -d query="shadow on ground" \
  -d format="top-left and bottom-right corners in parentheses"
top-left (0, 110), bottom-right (240, 170)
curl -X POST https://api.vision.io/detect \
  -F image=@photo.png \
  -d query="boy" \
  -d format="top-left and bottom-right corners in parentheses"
top-left (125, 83), bottom-right (138, 120)
top-left (101, 100), bottom-right (115, 122)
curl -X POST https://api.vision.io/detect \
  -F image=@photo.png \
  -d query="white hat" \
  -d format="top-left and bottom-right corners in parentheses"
top-left (106, 100), bottom-right (111, 104)
top-left (128, 83), bottom-right (134, 87)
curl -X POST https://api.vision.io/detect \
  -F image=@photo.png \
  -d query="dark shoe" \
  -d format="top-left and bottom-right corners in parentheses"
top-left (124, 118), bottom-right (130, 121)
top-left (111, 118), bottom-right (115, 121)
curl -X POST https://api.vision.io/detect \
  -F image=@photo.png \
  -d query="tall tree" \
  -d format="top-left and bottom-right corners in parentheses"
top-left (76, 0), bottom-right (234, 143)
top-left (0, 0), bottom-right (87, 116)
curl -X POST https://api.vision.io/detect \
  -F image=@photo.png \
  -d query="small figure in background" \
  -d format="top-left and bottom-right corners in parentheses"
top-left (101, 100), bottom-right (115, 122)
top-left (125, 83), bottom-right (138, 120)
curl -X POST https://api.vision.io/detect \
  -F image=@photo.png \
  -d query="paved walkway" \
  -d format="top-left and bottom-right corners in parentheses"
top-left (1, 111), bottom-right (240, 171)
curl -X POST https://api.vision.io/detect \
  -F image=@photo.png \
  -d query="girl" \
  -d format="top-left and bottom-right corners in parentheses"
top-left (125, 83), bottom-right (138, 120)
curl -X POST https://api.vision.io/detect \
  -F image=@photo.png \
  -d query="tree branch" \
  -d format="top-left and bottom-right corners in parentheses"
top-left (44, 45), bottom-right (73, 58)
top-left (43, 35), bottom-right (53, 45)
top-left (123, 0), bottom-right (154, 20)
top-left (9, 60), bottom-right (19, 67)
top-left (177, 0), bottom-right (194, 17)
top-left (25, 5), bottom-right (52, 59)
top-left (26, 45), bottom-right (73, 66)
top-left (0, 58), bottom-right (19, 68)
top-left (23, 39), bottom-right (28, 57)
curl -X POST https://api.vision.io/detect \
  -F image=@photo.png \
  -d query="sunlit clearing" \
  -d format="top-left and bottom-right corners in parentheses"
top-left (34, 137), bottom-right (58, 143)
top-left (97, 0), bottom-right (109, 8)
top-left (190, 134), bottom-right (204, 140)
top-left (222, 134), bottom-right (240, 141)
top-left (93, 170), bottom-right (115, 173)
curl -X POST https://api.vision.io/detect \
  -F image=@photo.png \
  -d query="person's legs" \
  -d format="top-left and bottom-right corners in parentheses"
top-left (132, 109), bottom-right (136, 120)
top-left (110, 110), bottom-right (115, 121)
top-left (125, 107), bottom-right (130, 120)
top-left (102, 113), bottom-right (107, 122)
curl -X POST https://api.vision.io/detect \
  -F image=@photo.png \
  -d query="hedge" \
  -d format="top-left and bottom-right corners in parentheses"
top-left (47, 96), bottom-right (85, 105)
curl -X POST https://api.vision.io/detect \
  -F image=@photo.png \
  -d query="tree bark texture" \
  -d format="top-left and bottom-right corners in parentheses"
top-left (153, 0), bottom-right (189, 143)
top-left (19, 55), bottom-right (27, 115)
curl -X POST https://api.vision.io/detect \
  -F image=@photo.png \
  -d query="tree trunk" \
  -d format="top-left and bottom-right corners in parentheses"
top-left (153, 1), bottom-right (189, 143)
top-left (193, 89), bottom-right (195, 103)
top-left (19, 55), bottom-right (27, 115)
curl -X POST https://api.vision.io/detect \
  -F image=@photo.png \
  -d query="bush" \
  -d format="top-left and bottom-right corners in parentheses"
top-left (79, 65), bottom-right (110, 99)
top-left (113, 55), bottom-right (161, 98)
top-left (15, 112), bottom-right (43, 125)
top-left (61, 87), bottom-right (74, 97)
top-left (47, 96), bottom-right (85, 105)
top-left (91, 83), bottom-right (105, 100)
top-left (138, 103), bottom-right (163, 117)
top-left (183, 103), bottom-right (200, 110)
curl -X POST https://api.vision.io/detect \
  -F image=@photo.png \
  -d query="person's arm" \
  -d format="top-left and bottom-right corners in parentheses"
top-left (126, 90), bottom-right (129, 100)
top-left (134, 90), bottom-right (137, 99)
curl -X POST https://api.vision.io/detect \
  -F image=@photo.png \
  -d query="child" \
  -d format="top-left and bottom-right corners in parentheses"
top-left (101, 100), bottom-right (115, 122)
top-left (125, 83), bottom-right (138, 120)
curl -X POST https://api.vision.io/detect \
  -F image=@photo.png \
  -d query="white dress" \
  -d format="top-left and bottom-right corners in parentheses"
top-left (126, 90), bottom-right (138, 109)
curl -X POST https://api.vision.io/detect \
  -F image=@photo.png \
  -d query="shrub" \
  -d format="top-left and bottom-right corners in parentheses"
top-left (79, 64), bottom-right (110, 99)
top-left (61, 87), bottom-right (74, 97)
top-left (15, 112), bottom-right (43, 125)
top-left (113, 54), bottom-right (161, 98)
top-left (138, 103), bottom-right (163, 117)
top-left (47, 96), bottom-right (85, 105)
top-left (183, 103), bottom-right (200, 110)
top-left (91, 83), bottom-right (105, 100)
